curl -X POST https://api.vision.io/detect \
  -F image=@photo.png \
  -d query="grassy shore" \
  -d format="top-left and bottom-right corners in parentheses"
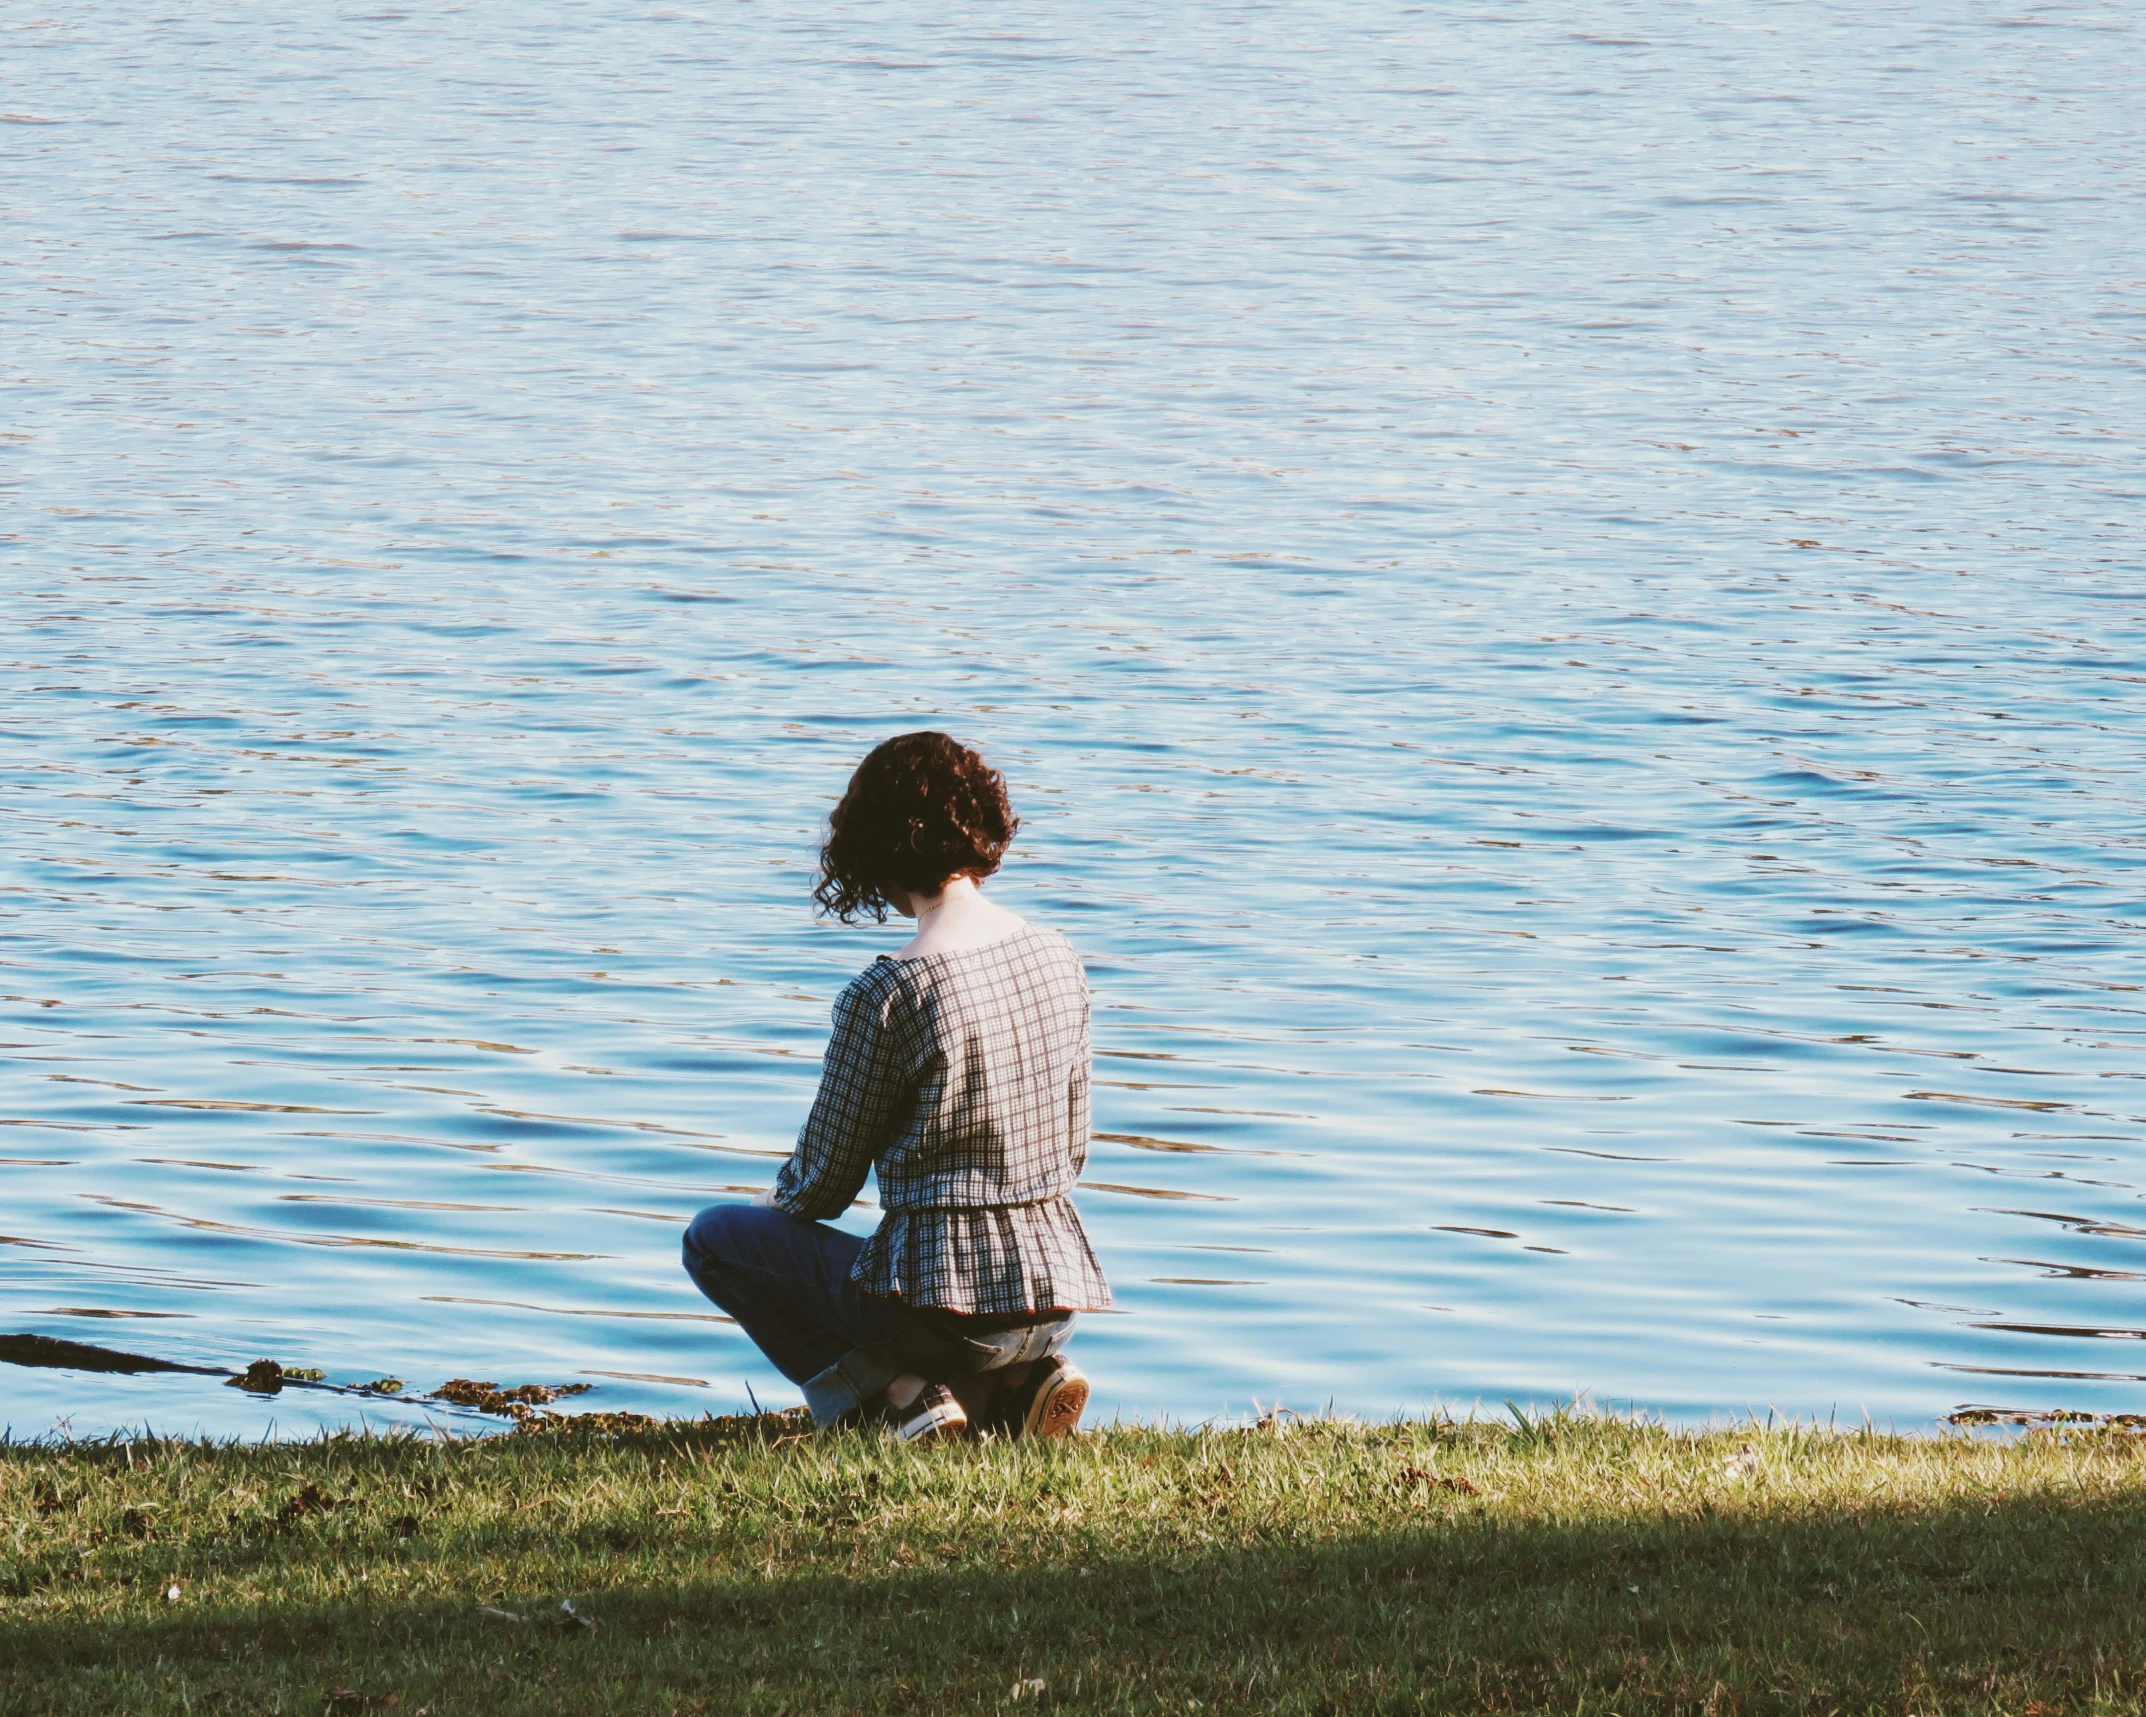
top-left (4, 1408), bottom-right (2145, 1715)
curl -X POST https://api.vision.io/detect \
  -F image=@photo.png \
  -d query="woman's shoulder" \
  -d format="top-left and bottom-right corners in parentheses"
top-left (1021, 921), bottom-right (1086, 979)
top-left (1008, 919), bottom-right (1084, 970)
top-left (836, 954), bottom-right (910, 1014)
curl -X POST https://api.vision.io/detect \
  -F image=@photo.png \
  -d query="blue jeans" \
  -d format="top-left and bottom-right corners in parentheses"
top-left (682, 1203), bottom-right (1074, 1426)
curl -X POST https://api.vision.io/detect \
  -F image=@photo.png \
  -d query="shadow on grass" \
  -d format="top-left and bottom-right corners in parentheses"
top-left (9, 1481), bottom-right (2146, 1715)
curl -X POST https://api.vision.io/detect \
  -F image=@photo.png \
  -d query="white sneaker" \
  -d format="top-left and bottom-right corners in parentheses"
top-left (894, 1382), bottom-right (968, 1443)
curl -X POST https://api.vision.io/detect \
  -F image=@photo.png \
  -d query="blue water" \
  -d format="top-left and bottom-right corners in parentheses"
top-left (5, 0), bottom-right (2144, 1439)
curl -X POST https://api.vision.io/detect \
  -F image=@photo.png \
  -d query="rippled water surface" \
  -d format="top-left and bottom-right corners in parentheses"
top-left (6, 1), bottom-right (2145, 1437)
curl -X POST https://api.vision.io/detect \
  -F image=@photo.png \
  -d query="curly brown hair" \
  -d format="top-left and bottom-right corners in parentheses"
top-left (813, 732), bottom-right (1021, 923)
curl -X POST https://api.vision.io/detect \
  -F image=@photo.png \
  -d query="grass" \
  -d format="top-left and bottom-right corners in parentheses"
top-left (4, 1406), bottom-right (2146, 1714)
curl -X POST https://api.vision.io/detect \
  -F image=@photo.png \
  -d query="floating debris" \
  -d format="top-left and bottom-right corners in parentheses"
top-left (425, 1377), bottom-right (667, 1434)
top-left (429, 1379), bottom-right (594, 1422)
top-left (1948, 1406), bottom-right (2146, 1429)
top-left (510, 1408), bottom-right (660, 1438)
top-left (228, 1358), bottom-right (286, 1394)
top-left (5, 1330), bottom-right (787, 1442)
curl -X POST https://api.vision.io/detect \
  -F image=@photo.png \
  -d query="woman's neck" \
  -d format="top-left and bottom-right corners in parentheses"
top-left (892, 876), bottom-right (1026, 960)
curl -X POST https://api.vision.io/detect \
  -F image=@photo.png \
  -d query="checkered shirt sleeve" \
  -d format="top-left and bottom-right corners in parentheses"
top-left (771, 972), bottom-right (914, 1222)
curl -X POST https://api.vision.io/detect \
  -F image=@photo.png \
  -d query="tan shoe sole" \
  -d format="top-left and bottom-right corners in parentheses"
top-left (1024, 1366), bottom-right (1088, 1438)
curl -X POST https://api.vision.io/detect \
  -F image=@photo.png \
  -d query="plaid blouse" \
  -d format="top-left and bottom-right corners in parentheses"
top-left (772, 922), bottom-right (1112, 1315)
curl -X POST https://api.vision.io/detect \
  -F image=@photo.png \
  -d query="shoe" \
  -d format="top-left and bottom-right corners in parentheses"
top-left (996, 1355), bottom-right (1088, 1439)
top-left (894, 1382), bottom-right (967, 1444)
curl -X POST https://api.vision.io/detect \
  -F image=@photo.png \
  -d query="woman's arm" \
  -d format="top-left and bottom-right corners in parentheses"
top-left (770, 974), bottom-right (910, 1221)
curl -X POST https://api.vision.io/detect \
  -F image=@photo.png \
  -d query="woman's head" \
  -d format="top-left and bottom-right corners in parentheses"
top-left (814, 732), bottom-right (1020, 922)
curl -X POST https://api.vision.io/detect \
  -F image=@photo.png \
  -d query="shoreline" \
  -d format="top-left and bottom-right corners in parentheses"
top-left (6, 1330), bottom-right (2123, 1447)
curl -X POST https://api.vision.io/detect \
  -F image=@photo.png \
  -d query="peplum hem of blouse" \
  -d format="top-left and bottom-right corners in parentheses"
top-left (855, 1195), bottom-right (1113, 1315)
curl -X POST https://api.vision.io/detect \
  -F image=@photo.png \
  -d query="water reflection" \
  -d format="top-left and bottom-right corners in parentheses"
top-left (5, 0), bottom-right (2144, 1437)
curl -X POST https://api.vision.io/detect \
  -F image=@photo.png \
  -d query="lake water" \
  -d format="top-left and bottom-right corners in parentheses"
top-left (6, 0), bottom-right (2144, 1439)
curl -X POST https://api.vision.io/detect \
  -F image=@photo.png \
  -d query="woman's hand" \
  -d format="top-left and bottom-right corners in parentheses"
top-left (749, 1185), bottom-right (779, 1210)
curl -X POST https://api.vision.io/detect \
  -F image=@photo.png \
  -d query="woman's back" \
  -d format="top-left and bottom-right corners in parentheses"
top-left (772, 919), bottom-right (1108, 1314)
top-left (872, 922), bottom-right (1089, 1208)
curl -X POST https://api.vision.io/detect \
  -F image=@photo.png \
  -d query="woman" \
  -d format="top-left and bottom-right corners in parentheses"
top-left (682, 732), bottom-right (1111, 1442)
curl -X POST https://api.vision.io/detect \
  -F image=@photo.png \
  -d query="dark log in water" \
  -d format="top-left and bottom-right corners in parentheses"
top-left (0, 1333), bottom-right (227, 1377)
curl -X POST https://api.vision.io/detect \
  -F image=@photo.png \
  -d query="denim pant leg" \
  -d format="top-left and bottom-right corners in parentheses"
top-left (680, 1203), bottom-right (910, 1389)
top-left (683, 1202), bottom-right (1080, 1428)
